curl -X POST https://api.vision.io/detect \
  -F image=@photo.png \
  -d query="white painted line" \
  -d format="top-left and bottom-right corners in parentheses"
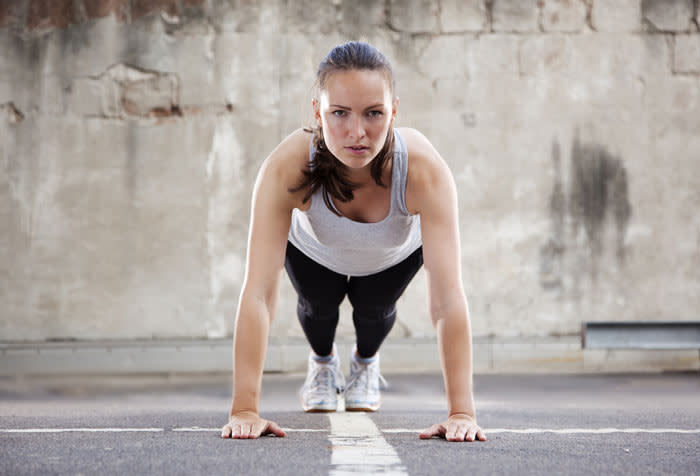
top-left (2, 427), bottom-right (699, 435)
top-left (0, 428), bottom-right (164, 433)
top-left (380, 429), bottom-right (428, 434)
top-left (328, 413), bottom-right (408, 476)
top-left (172, 427), bottom-right (327, 433)
top-left (381, 428), bottom-right (700, 434)
top-left (0, 427), bottom-right (328, 434)
top-left (486, 428), bottom-right (700, 434)
top-left (284, 428), bottom-right (328, 433)
top-left (172, 428), bottom-right (219, 432)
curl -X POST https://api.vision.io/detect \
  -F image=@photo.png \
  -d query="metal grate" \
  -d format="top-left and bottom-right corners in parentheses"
top-left (582, 321), bottom-right (700, 350)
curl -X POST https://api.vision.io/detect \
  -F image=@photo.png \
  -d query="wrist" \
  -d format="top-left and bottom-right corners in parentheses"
top-left (230, 408), bottom-right (258, 419)
top-left (231, 397), bottom-right (259, 417)
top-left (449, 410), bottom-right (476, 419)
top-left (231, 386), bottom-right (260, 416)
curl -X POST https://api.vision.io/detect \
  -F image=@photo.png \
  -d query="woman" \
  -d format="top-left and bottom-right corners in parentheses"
top-left (220, 41), bottom-right (486, 443)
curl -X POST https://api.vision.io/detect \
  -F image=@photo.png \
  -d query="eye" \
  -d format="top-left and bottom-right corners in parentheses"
top-left (332, 110), bottom-right (346, 117)
top-left (368, 110), bottom-right (383, 118)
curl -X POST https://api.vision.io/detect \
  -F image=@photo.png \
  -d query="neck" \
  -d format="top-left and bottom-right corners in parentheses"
top-left (346, 166), bottom-right (374, 188)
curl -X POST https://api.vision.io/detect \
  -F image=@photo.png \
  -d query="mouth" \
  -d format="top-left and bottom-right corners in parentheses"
top-left (346, 145), bottom-right (369, 151)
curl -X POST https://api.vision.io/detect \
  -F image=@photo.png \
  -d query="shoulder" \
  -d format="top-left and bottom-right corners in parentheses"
top-left (397, 127), bottom-right (453, 215)
top-left (264, 128), bottom-right (312, 177)
top-left (257, 128), bottom-right (313, 210)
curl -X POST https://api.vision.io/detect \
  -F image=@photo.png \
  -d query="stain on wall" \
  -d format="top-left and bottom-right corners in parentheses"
top-left (539, 139), bottom-right (566, 291)
top-left (569, 131), bottom-right (632, 266)
top-left (540, 130), bottom-right (633, 292)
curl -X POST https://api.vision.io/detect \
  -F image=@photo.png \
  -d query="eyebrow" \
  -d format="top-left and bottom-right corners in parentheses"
top-left (329, 104), bottom-right (385, 111)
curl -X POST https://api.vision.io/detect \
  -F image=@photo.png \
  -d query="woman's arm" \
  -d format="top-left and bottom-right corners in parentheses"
top-left (221, 129), bottom-right (309, 439)
top-left (402, 128), bottom-right (486, 443)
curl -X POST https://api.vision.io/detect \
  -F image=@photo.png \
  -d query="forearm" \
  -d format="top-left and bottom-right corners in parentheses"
top-left (434, 300), bottom-right (476, 417)
top-left (230, 295), bottom-right (271, 416)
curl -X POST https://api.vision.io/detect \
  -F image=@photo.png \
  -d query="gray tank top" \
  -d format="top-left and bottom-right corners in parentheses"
top-left (288, 129), bottom-right (422, 277)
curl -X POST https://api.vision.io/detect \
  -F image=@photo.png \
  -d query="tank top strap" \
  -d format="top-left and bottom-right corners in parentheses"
top-left (308, 134), bottom-right (316, 171)
top-left (391, 129), bottom-right (412, 216)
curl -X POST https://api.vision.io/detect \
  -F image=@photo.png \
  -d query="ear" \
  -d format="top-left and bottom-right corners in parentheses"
top-left (392, 96), bottom-right (399, 122)
top-left (312, 99), bottom-right (321, 126)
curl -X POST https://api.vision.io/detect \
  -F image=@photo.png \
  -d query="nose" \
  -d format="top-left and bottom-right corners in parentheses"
top-left (348, 115), bottom-right (365, 140)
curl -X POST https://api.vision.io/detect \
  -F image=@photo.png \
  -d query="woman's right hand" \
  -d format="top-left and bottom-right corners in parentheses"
top-left (221, 410), bottom-right (286, 439)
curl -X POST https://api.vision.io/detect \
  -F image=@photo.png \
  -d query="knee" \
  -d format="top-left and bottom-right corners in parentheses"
top-left (352, 305), bottom-right (397, 325)
top-left (297, 296), bottom-right (343, 321)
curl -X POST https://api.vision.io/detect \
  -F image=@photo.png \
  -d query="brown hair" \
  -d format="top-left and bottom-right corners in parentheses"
top-left (288, 41), bottom-right (396, 216)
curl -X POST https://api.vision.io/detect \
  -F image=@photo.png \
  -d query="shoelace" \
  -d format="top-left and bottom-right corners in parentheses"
top-left (305, 362), bottom-right (344, 394)
top-left (346, 361), bottom-right (388, 393)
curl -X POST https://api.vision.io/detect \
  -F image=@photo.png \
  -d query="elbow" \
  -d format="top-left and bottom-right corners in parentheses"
top-left (429, 294), bottom-right (469, 327)
top-left (238, 287), bottom-right (275, 322)
top-left (239, 272), bottom-right (283, 316)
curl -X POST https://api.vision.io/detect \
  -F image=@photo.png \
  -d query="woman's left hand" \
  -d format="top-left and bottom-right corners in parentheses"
top-left (419, 413), bottom-right (487, 442)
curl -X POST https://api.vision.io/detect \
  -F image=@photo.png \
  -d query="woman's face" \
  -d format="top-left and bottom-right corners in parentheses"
top-left (314, 69), bottom-right (397, 173)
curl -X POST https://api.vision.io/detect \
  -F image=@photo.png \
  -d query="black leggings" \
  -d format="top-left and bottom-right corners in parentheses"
top-left (284, 240), bottom-right (424, 358)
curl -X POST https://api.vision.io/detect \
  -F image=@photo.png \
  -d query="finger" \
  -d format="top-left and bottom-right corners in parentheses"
top-left (249, 423), bottom-right (260, 439)
top-left (448, 428), bottom-right (465, 442)
top-left (264, 421), bottom-right (286, 438)
top-left (419, 423), bottom-right (445, 440)
top-left (221, 424), bottom-right (232, 438)
top-left (252, 421), bottom-right (275, 439)
top-left (232, 424), bottom-right (242, 439)
top-left (240, 423), bottom-right (252, 439)
top-left (418, 424), bottom-right (436, 439)
top-left (465, 427), bottom-right (477, 442)
top-left (476, 429), bottom-right (487, 441)
top-left (446, 423), bottom-right (462, 442)
top-left (250, 422), bottom-right (264, 439)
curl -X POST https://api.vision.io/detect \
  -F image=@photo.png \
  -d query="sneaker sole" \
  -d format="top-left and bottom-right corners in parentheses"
top-left (345, 399), bottom-right (381, 412)
top-left (301, 397), bottom-right (339, 413)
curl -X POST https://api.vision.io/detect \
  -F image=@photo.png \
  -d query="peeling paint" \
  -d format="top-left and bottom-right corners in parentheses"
top-left (86, 63), bottom-right (181, 120)
top-left (1, 102), bottom-right (24, 124)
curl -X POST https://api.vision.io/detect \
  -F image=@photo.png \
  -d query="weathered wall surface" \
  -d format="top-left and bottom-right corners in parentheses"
top-left (1, 0), bottom-right (699, 344)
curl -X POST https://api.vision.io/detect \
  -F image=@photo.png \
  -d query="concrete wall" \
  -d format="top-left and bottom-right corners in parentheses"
top-left (1, 1), bottom-right (699, 348)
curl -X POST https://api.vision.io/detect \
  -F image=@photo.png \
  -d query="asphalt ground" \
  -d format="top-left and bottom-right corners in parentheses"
top-left (1, 371), bottom-right (699, 475)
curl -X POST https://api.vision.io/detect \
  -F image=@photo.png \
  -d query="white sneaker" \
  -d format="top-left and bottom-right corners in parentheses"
top-left (344, 348), bottom-right (387, 412)
top-left (300, 345), bottom-right (345, 412)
